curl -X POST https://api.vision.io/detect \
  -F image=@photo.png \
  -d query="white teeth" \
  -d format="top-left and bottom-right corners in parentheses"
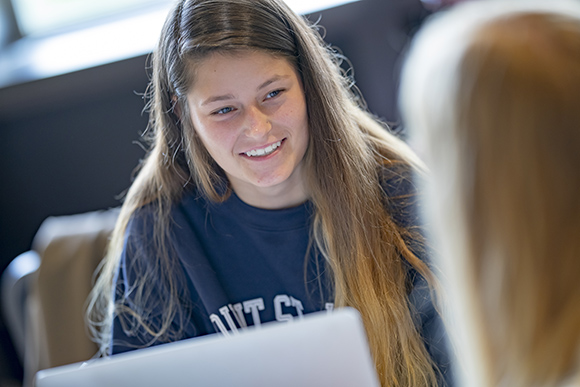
top-left (245, 141), bottom-right (281, 157)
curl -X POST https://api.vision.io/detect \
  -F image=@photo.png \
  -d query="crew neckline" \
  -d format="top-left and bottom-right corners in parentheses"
top-left (202, 191), bottom-right (313, 232)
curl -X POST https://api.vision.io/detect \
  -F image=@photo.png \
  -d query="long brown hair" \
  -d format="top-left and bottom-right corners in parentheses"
top-left (88, 1), bottom-right (440, 385)
top-left (401, 1), bottom-right (580, 386)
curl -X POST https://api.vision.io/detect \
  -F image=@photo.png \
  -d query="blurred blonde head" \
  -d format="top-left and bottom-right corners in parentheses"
top-left (400, 1), bottom-right (580, 386)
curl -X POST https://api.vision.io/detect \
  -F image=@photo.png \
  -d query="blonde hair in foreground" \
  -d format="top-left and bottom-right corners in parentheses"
top-left (86, 0), bottom-right (442, 385)
top-left (400, 1), bottom-right (580, 386)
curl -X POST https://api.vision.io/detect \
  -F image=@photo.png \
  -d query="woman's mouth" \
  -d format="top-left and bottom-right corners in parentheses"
top-left (243, 140), bottom-right (283, 157)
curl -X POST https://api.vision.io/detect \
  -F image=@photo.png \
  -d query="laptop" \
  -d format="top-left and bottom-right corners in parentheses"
top-left (35, 307), bottom-right (380, 387)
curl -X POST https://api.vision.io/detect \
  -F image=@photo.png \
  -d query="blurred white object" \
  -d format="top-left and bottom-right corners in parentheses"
top-left (1, 250), bottom-right (41, 361)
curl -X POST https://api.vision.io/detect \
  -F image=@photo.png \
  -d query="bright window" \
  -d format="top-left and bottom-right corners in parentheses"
top-left (11, 0), bottom-right (170, 36)
top-left (11, 0), bottom-right (359, 37)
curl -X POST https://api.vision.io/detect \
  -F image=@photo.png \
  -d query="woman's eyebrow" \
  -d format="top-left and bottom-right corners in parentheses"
top-left (200, 74), bottom-right (291, 106)
top-left (201, 94), bottom-right (235, 107)
top-left (257, 74), bottom-right (290, 91)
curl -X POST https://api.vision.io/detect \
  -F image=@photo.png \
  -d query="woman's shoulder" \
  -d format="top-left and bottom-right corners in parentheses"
top-left (128, 188), bottom-right (205, 225)
top-left (120, 189), bottom-right (206, 275)
top-left (378, 162), bottom-right (423, 229)
top-left (378, 161), bottom-right (418, 198)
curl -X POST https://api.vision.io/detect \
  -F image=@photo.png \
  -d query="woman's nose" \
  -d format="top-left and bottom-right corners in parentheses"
top-left (244, 106), bottom-right (271, 138)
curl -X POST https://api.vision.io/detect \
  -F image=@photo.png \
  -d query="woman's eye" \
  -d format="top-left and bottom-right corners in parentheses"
top-left (214, 107), bottom-right (234, 115)
top-left (266, 89), bottom-right (282, 99)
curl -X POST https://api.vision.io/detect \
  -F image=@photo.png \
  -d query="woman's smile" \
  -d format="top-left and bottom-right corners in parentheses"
top-left (241, 139), bottom-right (284, 158)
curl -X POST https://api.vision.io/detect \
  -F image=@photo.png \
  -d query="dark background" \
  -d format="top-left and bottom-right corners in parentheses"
top-left (0, 0), bottom-right (429, 384)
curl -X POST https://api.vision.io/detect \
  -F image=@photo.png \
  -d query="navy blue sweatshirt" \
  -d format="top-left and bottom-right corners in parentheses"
top-left (111, 167), bottom-right (452, 385)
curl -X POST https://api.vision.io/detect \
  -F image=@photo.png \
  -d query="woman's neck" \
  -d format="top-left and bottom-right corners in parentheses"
top-left (228, 169), bottom-right (309, 210)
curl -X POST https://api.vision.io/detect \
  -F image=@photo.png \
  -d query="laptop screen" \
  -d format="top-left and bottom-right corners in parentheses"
top-left (35, 308), bottom-right (380, 387)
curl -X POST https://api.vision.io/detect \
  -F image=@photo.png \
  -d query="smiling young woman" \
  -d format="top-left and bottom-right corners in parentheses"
top-left (187, 50), bottom-right (310, 209)
top-left (86, 1), bottom-right (452, 386)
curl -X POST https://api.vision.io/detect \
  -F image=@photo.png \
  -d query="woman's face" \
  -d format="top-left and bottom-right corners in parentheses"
top-left (187, 50), bottom-right (310, 209)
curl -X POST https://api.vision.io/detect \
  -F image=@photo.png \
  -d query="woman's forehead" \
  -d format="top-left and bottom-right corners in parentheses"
top-left (187, 50), bottom-right (299, 94)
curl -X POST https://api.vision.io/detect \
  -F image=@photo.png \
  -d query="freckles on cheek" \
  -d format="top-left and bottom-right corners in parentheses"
top-left (279, 105), bottom-right (298, 122)
top-left (201, 126), bottom-right (237, 154)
